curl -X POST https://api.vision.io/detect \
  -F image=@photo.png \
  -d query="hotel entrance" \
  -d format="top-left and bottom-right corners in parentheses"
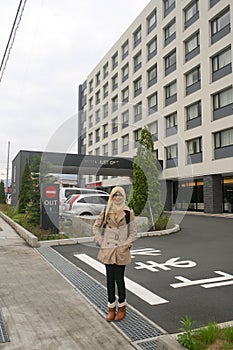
top-left (173, 179), bottom-right (204, 211)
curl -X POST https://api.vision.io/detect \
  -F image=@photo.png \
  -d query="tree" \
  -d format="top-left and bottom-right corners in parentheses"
top-left (26, 155), bottom-right (41, 226)
top-left (129, 127), bottom-right (163, 229)
top-left (0, 180), bottom-right (6, 204)
top-left (18, 159), bottom-right (33, 213)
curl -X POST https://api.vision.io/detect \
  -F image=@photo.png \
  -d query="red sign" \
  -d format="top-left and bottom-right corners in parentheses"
top-left (45, 186), bottom-right (57, 199)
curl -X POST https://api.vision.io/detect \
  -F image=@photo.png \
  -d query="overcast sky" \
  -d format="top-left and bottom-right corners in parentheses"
top-left (0, 0), bottom-right (150, 182)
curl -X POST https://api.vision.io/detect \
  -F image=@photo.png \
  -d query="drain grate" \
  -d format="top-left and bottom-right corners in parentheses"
top-left (37, 247), bottom-right (164, 347)
top-left (133, 338), bottom-right (159, 350)
top-left (0, 310), bottom-right (10, 343)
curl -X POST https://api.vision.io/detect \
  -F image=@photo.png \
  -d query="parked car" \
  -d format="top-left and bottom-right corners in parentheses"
top-left (61, 193), bottom-right (109, 217)
top-left (59, 187), bottom-right (108, 207)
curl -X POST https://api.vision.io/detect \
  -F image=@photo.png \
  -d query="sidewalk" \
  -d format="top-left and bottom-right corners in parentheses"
top-left (0, 217), bottom-right (134, 350)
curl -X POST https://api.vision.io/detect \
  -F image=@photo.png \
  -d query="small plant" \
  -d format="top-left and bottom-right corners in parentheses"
top-left (177, 315), bottom-right (197, 350)
top-left (196, 322), bottom-right (220, 346)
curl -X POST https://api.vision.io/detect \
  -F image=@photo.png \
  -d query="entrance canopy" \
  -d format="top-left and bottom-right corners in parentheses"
top-left (11, 150), bottom-right (133, 205)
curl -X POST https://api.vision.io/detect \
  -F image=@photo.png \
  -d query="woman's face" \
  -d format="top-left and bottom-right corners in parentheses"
top-left (113, 191), bottom-right (124, 205)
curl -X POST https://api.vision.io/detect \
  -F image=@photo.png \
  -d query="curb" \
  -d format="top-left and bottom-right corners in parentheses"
top-left (39, 224), bottom-right (180, 247)
top-left (0, 211), bottom-right (39, 248)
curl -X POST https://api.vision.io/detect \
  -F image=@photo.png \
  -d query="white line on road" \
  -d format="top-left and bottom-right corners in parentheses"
top-left (74, 253), bottom-right (169, 306)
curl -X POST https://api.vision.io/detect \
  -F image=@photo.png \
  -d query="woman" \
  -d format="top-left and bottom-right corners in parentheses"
top-left (93, 186), bottom-right (136, 322)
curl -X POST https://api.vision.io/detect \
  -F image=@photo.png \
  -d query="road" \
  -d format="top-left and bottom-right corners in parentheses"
top-left (54, 214), bottom-right (233, 333)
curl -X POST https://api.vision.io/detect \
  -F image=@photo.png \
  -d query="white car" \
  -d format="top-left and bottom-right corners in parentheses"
top-left (61, 193), bottom-right (109, 217)
top-left (59, 187), bottom-right (108, 207)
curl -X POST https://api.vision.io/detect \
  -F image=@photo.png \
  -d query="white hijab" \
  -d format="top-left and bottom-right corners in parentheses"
top-left (104, 186), bottom-right (126, 223)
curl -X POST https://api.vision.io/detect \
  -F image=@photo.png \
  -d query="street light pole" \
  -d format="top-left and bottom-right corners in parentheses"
top-left (6, 141), bottom-right (10, 195)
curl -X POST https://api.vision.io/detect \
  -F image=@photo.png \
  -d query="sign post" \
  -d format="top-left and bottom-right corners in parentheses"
top-left (40, 184), bottom-right (59, 233)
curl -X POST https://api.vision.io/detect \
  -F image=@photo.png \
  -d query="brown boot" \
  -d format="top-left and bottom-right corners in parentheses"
top-left (114, 305), bottom-right (126, 321)
top-left (106, 307), bottom-right (116, 322)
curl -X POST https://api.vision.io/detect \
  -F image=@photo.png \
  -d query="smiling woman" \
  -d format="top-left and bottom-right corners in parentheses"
top-left (93, 186), bottom-right (136, 322)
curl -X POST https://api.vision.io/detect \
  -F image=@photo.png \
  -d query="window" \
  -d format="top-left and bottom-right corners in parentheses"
top-left (147, 64), bottom-right (157, 87)
top-left (134, 76), bottom-right (142, 97)
top-left (147, 9), bottom-right (157, 33)
top-left (103, 124), bottom-right (108, 139)
top-left (184, 0), bottom-right (199, 29)
top-left (185, 31), bottom-right (200, 62)
top-left (103, 102), bottom-right (108, 118)
top-left (164, 0), bottom-right (175, 17)
top-left (95, 128), bottom-right (100, 143)
top-left (148, 121), bottom-right (158, 141)
top-left (186, 100), bottom-right (202, 129)
top-left (212, 46), bottom-right (232, 82)
top-left (185, 66), bottom-right (201, 95)
top-left (134, 102), bottom-right (142, 122)
top-left (96, 71), bottom-right (100, 86)
top-left (122, 63), bottom-right (129, 82)
top-left (187, 137), bottom-right (202, 164)
top-left (148, 92), bottom-right (158, 114)
top-left (112, 74), bottom-right (118, 91)
top-left (122, 134), bottom-right (129, 152)
top-left (211, 8), bottom-right (230, 44)
top-left (89, 97), bottom-right (93, 110)
top-left (166, 144), bottom-right (178, 168)
top-left (134, 51), bottom-right (142, 72)
top-left (88, 115), bottom-right (93, 128)
top-left (103, 83), bottom-right (108, 98)
top-left (213, 86), bottom-right (233, 120)
top-left (112, 52), bottom-right (118, 70)
top-left (165, 80), bottom-right (177, 105)
top-left (112, 116), bottom-right (118, 134)
top-left (103, 143), bottom-right (108, 156)
top-left (112, 139), bottom-right (118, 155)
top-left (134, 26), bottom-right (141, 48)
top-left (103, 62), bottom-right (108, 79)
top-left (134, 128), bottom-right (142, 147)
top-left (166, 144), bottom-right (178, 160)
top-left (112, 95), bottom-right (118, 112)
top-left (88, 132), bottom-right (93, 146)
top-left (147, 36), bottom-right (157, 60)
top-left (210, 0), bottom-right (220, 8)
top-left (214, 128), bottom-right (233, 160)
top-left (122, 40), bottom-right (129, 60)
top-left (89, 79), bottom-right (93, 93)
top-left (95, 90), bottom-right (100, 104)
top-left (122, 87), bottom-right (129, 104)
top-left (95, 147), bottom-right (100, 156)
top-left (164, 19), bottom-right (176, 46)
top-left (215, 128), bottom-right (233, 148)
top-left (164, 49), bottom-right (176, 76)
top-left (95, 109), bottom-right (100, 124)
top-left (187, 137), bottom-right (202, 155)
top-left (122, 110), bottom-right (129, 129)
top-left (165, 112), bottom-right (177, 137)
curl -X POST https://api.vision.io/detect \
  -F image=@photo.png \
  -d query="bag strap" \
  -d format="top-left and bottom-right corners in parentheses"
top-left (124, 209), bottom-right (130, 237)
top-left (101, 206), bottom-right (106, 236)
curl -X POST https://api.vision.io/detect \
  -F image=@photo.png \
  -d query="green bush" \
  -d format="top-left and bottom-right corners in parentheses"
top-left (155, 215), bottom-right (175, 230)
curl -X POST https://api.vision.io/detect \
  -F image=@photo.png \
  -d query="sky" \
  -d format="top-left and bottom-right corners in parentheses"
top-left (0, 0), bottom-right (150, 182)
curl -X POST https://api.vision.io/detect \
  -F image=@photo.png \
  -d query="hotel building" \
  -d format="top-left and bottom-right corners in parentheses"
top-left (78, 0), bottom-right (233, 213)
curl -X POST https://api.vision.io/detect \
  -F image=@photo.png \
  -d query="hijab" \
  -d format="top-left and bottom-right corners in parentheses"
top-left (104, 186), bottom-right (126, 223)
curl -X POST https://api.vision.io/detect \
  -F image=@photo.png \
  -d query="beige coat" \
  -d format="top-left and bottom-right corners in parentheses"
top-left (93, 205), bottom-right (136, 265)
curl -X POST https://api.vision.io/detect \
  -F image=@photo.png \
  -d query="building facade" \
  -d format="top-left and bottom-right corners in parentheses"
top-left (78, 0), bottom-right (233, 213)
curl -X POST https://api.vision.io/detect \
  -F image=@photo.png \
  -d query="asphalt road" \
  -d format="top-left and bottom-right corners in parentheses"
top-left (54, 214), bottom-right (233, 333)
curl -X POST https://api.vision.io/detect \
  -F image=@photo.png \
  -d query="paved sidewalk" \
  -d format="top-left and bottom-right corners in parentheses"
top-left (0, 217), bottom-right (134, 350)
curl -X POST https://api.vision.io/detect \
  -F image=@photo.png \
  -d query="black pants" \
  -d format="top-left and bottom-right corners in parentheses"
top-left (105, 264), bottom-right (126, 304)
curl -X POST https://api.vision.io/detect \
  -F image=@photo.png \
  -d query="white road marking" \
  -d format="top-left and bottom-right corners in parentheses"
top-left (74, 253), bottom-right (169, 305)
top-left (171, 271), bottom-right (233, 289)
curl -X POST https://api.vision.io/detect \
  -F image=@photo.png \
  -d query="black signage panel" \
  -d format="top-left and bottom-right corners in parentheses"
top-left (40, 183), bottom-right (59, 233)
